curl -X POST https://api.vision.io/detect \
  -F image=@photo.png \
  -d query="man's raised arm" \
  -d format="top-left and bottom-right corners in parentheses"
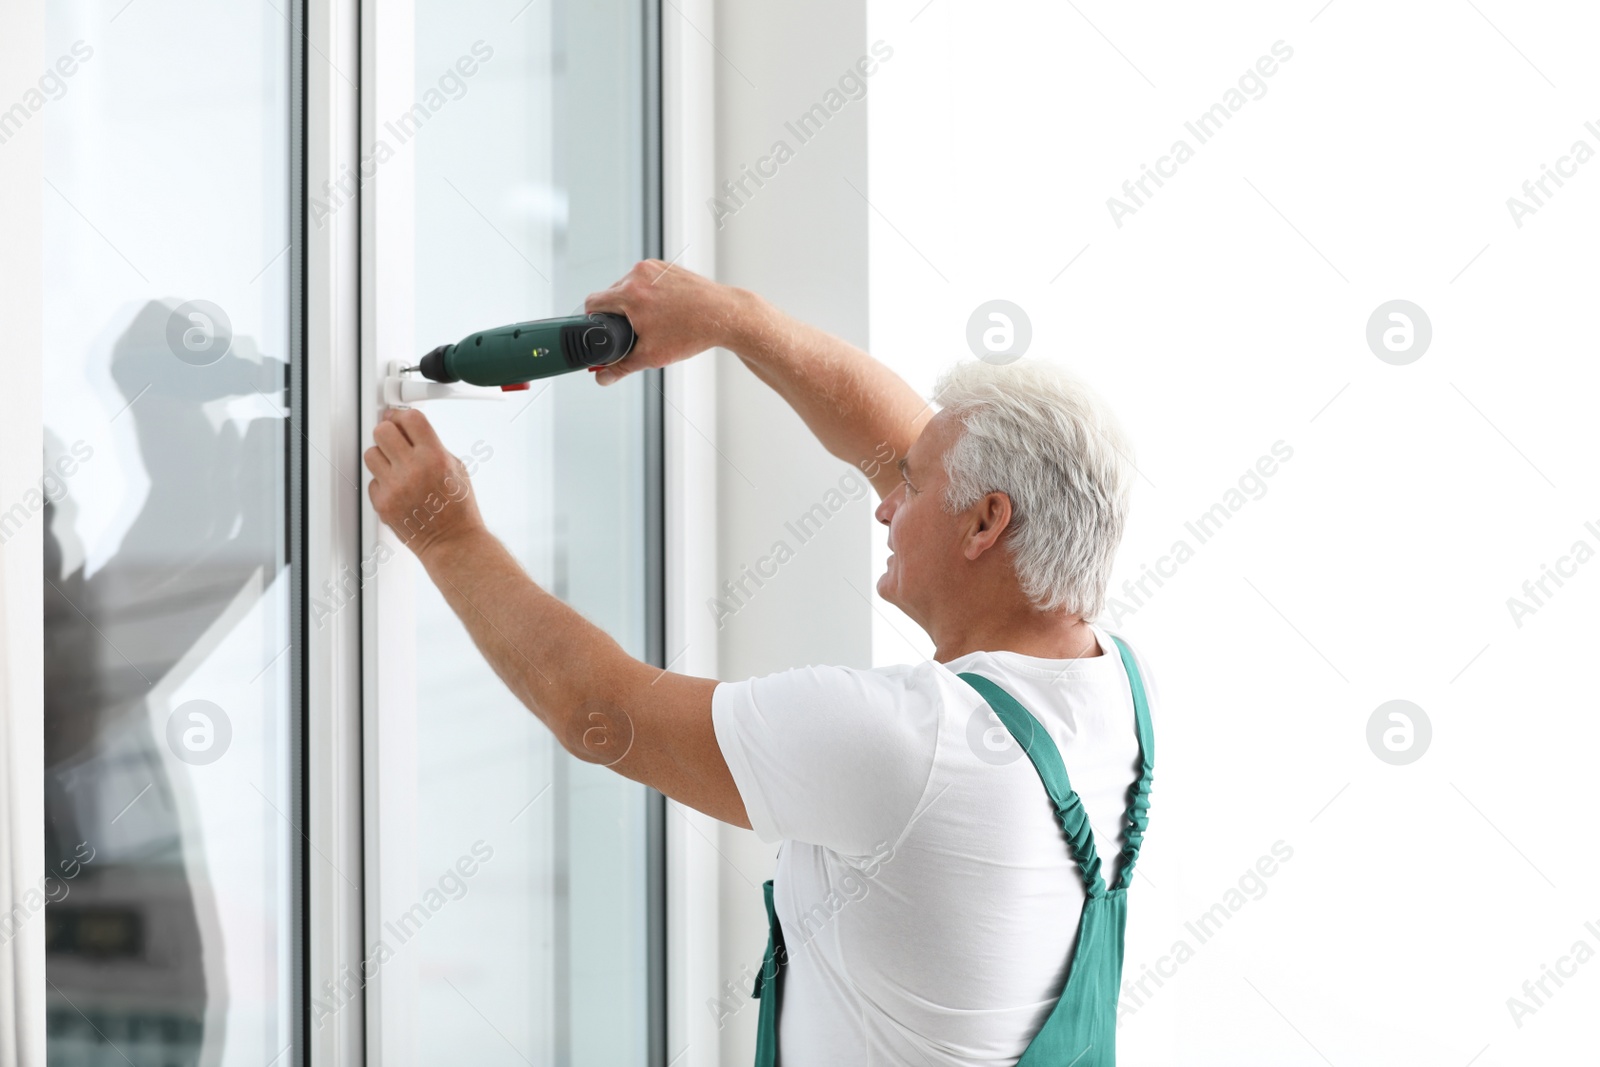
top-left (584, 260), bottom-right (932, 498)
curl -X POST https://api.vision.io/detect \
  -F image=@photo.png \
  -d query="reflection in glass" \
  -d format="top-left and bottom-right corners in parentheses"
top-left (42, 5), bottom-right (298, 1066)
top-left (409, 1), bottom-right (654, 1062)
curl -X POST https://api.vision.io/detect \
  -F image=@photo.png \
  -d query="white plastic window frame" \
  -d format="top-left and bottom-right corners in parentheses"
top-left (303, 1), bottom-right (437, 1062)
top-left (303, 0), bottom-right (364, 1063)
top-left (1, 3), bottom-right (48, 1063)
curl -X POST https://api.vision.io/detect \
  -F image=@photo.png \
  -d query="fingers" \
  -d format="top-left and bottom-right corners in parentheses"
top-left (372, 419), bottom-right (409, 463)
top-left (585, 259), bottom-right (669, 315)
top-left (373, 408), bottom-right (451, 471)
top-left (362, 444), bottom-right (392, 477)
top-left (585, 268), bottom-right (638, 315)
top-left (388, 407), bottom-right (445, 451)
top-left (381, 406), bottom-right (415, 445)
top-left (594, 360), bottom-right (635, 387)
top-left (584, 285), bottom-right (623, 316)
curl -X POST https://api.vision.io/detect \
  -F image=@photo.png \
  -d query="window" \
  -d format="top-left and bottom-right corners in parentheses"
top-left (42, 2), bottom-right (301, 1063)
top-left (39, 0), bottom-right (665, 1063)
top-left (400, 1), bottom-right (663, 1061)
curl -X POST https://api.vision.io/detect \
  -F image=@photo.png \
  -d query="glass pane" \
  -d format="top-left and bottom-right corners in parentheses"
top-left (41, 4), bottom-right (299, 1066)
top-left (409, 2), bottom-right (653, 1064)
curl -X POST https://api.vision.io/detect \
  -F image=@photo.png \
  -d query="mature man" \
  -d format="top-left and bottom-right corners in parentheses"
top-left (365, 261), bottom-right (1157, 1066)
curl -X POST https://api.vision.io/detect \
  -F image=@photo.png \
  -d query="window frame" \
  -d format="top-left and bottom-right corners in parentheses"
top-left (303, 0), bottom-right (365, 1063)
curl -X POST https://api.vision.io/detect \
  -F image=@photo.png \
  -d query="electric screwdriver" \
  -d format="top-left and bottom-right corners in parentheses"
top-left (416, 312), bottom-right (635, 391)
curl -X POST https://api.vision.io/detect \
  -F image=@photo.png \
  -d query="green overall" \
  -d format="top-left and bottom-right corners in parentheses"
top-left (750, 634), bottom-right (1154, 1066)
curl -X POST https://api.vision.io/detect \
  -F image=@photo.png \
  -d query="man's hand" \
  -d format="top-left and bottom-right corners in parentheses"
top-left (364, 408), bottom-right (487, 561)
top-left (583, 259), bottom-right (762, 386)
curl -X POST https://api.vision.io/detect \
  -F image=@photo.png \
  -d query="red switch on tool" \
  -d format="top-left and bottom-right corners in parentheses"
top-left (501, 382), bottom-right (530, 391)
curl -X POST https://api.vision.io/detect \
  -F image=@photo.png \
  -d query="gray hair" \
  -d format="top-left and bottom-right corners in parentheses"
top-left (932, 359), bottom-right (1133, 619)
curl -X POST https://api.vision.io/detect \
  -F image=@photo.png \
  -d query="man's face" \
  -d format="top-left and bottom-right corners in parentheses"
top-left (874, 411), bottom-right (965, 623)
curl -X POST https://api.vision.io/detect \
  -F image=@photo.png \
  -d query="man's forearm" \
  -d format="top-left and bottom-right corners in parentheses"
top-left (414, 525), bottom-right (737, 819)
top-left (416, 526), bottom-right (629, 757)
top-left (724, 289), bottom-right (932, 496)
top-left (366, 406), bottom-right (740, 822)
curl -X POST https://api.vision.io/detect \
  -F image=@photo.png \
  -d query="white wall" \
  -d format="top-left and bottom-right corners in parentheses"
top-left (702, 1), bottom-right (1600, 1062)
top-left (866, 2), bottom-right (1599, 1064)
top-left (706, 0), bottom-right (874, 1062)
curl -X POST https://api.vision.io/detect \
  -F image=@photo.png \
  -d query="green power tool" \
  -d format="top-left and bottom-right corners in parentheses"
top-left (415, 311), bottom-right (635, 391)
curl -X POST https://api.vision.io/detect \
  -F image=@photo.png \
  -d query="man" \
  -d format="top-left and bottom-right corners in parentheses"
top-left (365, 260), bottom-right (1157, 1065)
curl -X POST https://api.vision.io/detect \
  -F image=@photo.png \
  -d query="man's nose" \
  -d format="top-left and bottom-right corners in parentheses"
top-left (875, 489), bottom-right (897, 526)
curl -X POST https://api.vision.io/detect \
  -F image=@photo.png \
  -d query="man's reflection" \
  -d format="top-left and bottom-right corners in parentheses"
top-left (44, 299), bottom-right (288, 1064)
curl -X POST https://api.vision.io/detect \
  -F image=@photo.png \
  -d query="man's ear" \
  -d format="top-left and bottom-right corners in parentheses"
top-left (963, 492), bottom-right (1013, 561)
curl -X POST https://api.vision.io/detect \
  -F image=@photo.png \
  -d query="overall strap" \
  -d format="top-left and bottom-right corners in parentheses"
top-left (750, 878), bottom-right (785, 1066)
top-left (958, 672), bottom-right (1107, 899)
top-left (1107, 634), bottom-right (1155, 891)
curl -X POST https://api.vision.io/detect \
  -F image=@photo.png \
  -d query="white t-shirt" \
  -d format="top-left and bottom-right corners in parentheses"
top-left (711, 623), bottom-right (1157, 1067)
